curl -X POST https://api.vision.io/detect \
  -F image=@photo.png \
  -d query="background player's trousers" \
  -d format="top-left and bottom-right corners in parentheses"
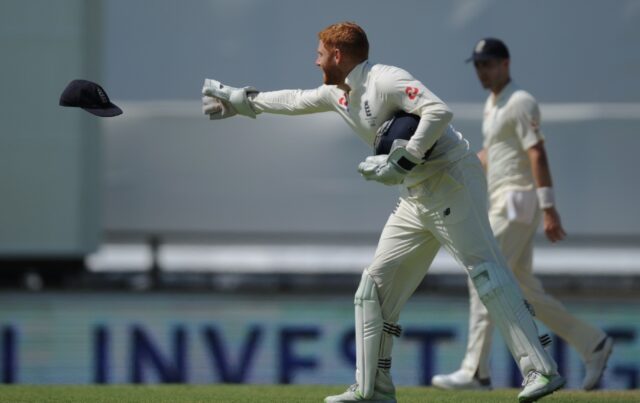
top-left (360, 153), bottom-right (556, 392)
top-left (460, 194), bottom-right (606, 378)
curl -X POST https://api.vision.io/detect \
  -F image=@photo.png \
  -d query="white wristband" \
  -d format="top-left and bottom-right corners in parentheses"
top-left (536, 187), bottom-right (555, 209)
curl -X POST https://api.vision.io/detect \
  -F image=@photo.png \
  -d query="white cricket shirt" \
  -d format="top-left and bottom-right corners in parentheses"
top-left (250, 60), bottom-right (469, 187)
top-left (483, 81), bottom-right (545, 198)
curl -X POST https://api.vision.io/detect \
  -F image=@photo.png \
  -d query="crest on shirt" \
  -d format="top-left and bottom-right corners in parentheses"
top-left (338, 95), bottom-right (349, 112)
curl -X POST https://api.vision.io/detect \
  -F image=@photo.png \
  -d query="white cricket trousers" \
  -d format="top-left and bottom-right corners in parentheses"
top-left (365, 153), bottom-right (557, 382)
top-left (460, 193), bottom-right (606, 379)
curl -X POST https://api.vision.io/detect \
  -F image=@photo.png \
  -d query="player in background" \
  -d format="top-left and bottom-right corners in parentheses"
top-left (201, 23), bottom-right (564, 403)
top-left (432, 38), bottom-right (613, 392)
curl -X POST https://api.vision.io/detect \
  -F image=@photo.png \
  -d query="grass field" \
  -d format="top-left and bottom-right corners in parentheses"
top-left (0, 385), bottom-right (639, 403)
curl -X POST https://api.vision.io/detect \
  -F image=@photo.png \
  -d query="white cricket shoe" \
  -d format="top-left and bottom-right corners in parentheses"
top-left (324, 384), bottom-right (396, 403)
top-left (431, 368), bottom-right (492, 390)
top-left (582, 336), bottom-right (613, 390)
top-left (517, 371), bottom-right (565, 403)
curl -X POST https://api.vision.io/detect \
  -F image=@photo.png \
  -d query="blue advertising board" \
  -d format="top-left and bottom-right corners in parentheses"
top-left (1, 292), bottom-right (637, 389)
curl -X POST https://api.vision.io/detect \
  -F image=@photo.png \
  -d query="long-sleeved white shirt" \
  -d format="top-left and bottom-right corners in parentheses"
top-left (250, 60), bottom-right (469, 187)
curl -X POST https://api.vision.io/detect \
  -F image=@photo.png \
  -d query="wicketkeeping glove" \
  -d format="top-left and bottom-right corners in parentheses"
top-left (357, 140), bottom-right (423, 186)
top-left (202, 79), bottom-right (259, 119)
top-left (202, 95), bottom-right (238, 119)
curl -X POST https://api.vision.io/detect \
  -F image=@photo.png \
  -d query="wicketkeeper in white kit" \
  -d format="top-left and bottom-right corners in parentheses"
top-left (201, 23), bottom-right (564, 402)
top-left (432, 38), bottom-right (613, 392)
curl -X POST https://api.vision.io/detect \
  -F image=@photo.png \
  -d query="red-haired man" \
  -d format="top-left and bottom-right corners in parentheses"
top-left (202, 22), bottom-right (564, 403)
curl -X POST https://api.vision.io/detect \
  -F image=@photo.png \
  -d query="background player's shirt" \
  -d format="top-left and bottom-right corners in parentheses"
top-left (482, 81), bottom-right (545, 200)
top-left (250, 61), bottom-right (469, 187)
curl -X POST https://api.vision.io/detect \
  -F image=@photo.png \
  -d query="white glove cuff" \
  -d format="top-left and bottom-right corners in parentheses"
top-left (229, 87), bottom-right (259, 119)
top-left (536, 187), bottom-right (555, 209)
top-left (389, 139), bottom-right (423, 172)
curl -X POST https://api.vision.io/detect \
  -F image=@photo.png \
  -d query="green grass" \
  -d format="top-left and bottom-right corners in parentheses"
top-left (0, 385), bottom-right (638, 402)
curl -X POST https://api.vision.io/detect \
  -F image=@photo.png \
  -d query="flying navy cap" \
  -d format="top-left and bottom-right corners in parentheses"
top-left (466, 38), bottom-right (510, 63)
top-left (59, 79), bottom-right (123, 117)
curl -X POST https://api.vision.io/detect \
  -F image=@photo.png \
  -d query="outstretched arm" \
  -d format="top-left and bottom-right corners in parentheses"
top-left (202, 78), bottom-right (333, 119)
top-left (250, 88), bottom-right (334, 115)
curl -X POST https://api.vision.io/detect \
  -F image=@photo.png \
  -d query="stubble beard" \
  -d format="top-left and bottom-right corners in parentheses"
top-left (322, 66), bottom-right (341, 86)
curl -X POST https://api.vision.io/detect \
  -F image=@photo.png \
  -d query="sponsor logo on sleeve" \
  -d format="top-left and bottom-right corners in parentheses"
top-left (405, 86), bottom-right (419, 100)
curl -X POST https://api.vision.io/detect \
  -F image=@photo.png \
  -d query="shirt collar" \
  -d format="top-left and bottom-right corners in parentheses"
top-left (493, 80), bottom-right (517, 105)
top-left (344, 60), bottom-right (370, 90)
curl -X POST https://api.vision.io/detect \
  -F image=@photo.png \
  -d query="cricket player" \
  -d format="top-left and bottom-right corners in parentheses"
top-left (201, 23), bottom-right (564, 403)
top-left (432, 38), bottom-right (613, 392)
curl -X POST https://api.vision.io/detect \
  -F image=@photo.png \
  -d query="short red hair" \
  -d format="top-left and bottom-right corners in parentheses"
top-left (318, 22), bottom-right (369, 62)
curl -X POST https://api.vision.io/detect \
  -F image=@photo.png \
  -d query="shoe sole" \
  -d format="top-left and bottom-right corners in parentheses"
top-left (583, 337), bottom-right (614, 391)
top-left (324, 392), bottom-right (396, 403)
top-left (518, 376), bottom-right (566, 403)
